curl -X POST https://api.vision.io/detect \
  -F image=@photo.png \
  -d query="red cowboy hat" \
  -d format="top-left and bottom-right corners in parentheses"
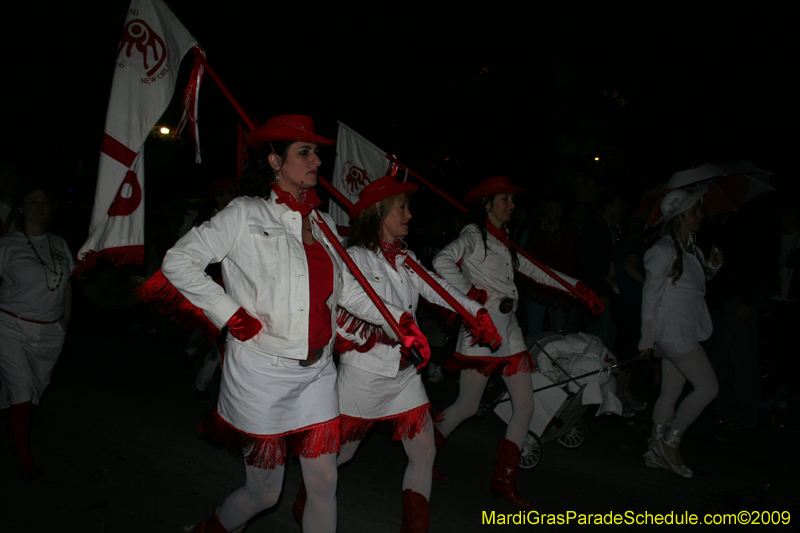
top-left (463, 176), bottom-right (527, 204)
top-left (244, 115), bottom-right (335, 149)
top-left (349, 176), bottom-right (419, 219)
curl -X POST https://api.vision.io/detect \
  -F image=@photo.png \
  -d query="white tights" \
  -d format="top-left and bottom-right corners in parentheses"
top-left (652, 344), bottom-right (719, 431)
top-left (217, 452), bottom-right (337, 533)
top-left (337, 418), bottom-right (435, 500)
top-left (437, 368), bottom-right (534, 449)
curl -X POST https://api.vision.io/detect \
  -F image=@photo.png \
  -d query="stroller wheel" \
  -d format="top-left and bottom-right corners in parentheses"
top-left (519, 431), bottom-right (542, 469)
top-left (556, 418), bottom-right (586, 448)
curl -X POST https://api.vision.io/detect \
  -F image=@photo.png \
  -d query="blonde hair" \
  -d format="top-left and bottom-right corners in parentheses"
top-left (348, 193), bottom-right (409, 252)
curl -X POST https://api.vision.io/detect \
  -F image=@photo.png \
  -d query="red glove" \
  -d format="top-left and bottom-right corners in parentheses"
top-left (469, 308), bottom-right (502, 349)
top-left (466, 285), bottom-right (488, 305)
top-left (227, 307), bottom-right (262, 341)
top-left (399, 312), bottom-right (431, 370)
top-left (575, 282), bottom-right (604, 315)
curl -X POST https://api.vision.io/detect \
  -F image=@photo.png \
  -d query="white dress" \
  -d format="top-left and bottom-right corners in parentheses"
top-left (0, 231), bottom-right (74, 408)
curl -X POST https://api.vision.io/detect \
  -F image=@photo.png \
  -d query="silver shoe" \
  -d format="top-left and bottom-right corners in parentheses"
top-left (644, 450), bottom-right (668, 469)
top-left (655, 423), bottom-right (693, 478)
top-left (644, 422), bottom-right (668, 470)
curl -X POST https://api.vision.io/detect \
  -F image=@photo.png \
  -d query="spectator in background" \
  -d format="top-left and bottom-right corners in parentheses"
top-left (764, 197), bottom-right (800, 395)
top-left (523, 200), bottom-right (580, 341)
top-left (610, 216), bottom-right (650, 415)
top-left (578, 190), bottom-right (623, 349)
top-left (702, 196), bottom-right (771, 430)
top-left (1, 185), bottom-right (74, 479)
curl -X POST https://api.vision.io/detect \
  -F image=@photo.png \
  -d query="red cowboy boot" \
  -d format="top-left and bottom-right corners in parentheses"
top-left (432, 425), bottom-right (447, 480)
top-left (490, 439), bottom-right (536, 508)
top-left (400, 489), bottom-right (430, 533)
top-left (293, 479), bottom-right (307, 530)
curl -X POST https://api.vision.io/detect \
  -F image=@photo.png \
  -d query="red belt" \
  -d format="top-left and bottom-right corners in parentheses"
top-left (0, 308), bottom-right (58, 324)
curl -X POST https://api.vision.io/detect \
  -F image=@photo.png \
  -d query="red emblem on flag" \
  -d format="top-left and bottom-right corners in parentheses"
top-left (343, 165), bottom-right (371, 195)
top-left (107, 170), bottom-right (143, 217)
top-left (118, 19), bottom-right (166, 76)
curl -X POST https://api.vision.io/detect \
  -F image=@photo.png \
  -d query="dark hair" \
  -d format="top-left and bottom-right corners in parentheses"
top-left (15, 185), bottom-right (53, 229)
top-left (348, 194), bottom-right (409, 252)
top-left (239, 140), bottom-right (294, 199)
top-left (467, 194), bottom-right (518, 269)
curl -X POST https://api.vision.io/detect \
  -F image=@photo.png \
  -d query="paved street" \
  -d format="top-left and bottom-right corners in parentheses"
top-left (2, 293), bottom-right (798, 532)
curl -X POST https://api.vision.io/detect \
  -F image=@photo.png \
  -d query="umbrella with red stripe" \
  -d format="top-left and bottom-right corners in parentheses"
top-left (636, 161), bottom-right (773, 228)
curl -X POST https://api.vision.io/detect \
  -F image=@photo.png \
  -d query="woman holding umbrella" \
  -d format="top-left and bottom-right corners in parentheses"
top-left (432, 176), bottom-right (598, 508)
top-left (163, 115), bottom-right (345, 533)
top-left (639, 185), bottom-right (724, 478)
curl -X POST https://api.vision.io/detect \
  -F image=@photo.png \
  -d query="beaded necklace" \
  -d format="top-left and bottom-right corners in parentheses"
top-left (23, 231), bottom-right (64, 291)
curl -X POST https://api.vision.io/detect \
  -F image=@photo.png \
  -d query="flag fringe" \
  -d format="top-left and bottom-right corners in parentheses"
top-left (134, 269), bottom-right (219, 342)
top-left (443, 352), bottom-right (536, 377)
top-left (73, 246), bottom-right (145, 277)
top-left (200, 412), bottom-right (341, 469)
top-left (334, 308), bottom-right (398, 355)
top-left (341, 403), bottom-right (431, 443)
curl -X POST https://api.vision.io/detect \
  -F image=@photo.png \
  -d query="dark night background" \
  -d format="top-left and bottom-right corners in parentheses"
top-left (2, 2), bottom-right (798, 247)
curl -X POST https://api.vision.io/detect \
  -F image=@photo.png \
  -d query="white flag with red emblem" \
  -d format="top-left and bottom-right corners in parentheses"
top-left (76, 0), bottom-right (198, 273)
top-left (329, 122), bottom-right (393, 226)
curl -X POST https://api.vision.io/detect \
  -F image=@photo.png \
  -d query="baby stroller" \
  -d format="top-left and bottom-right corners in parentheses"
top-left (486, 332), bottom-right (623, 469)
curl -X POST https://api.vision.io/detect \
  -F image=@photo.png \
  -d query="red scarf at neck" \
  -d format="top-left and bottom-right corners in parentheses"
top-left (485, 219), bottom-right (512, 248)
top-left (380, 239), bottom-right (407, 271)
top-left (271, 184), bottom-right (321, 217)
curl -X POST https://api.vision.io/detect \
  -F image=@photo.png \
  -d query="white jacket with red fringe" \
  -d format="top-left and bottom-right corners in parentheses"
top-left (337, 246), bottom-right (482, 378)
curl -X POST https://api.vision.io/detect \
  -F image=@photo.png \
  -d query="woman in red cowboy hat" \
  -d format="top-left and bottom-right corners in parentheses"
top-left (432, 176), bottom-right (591, 508)
top-left (162, 115), bottom-right (344, 533)
top-left (330, 175), bottom-right (499, 532)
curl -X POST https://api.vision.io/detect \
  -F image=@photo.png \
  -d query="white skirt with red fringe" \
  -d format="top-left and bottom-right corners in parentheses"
top-left (337, 362), bottom-right (431, 443)
top-left (209, 340), bottom-right (340, 469)
top-left (447, 305), bottom-right (535, 377)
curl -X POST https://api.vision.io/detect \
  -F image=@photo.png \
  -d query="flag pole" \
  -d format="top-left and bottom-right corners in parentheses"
top-left (191, 47), bottom-right (256, 131)
top-left (384, 155), bottom-right (602, 314)
top-left (386, 155), bottom-right (468, 214)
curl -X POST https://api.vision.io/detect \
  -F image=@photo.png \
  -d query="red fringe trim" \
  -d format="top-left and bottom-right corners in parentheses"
top-left (199, 411), bottom-right (341, 469)
top-left (514, 271), bottom-right (575, 308)
top-left (72, 246), bottom-right (145, 277)
top-left (335, 308), bottom-right (399, 355)
top-left (134, 269), bottom-right (219, 343)
top-left (443, 351), bottom-right (536, 377)
top-left (340, 403), bottom-right (432, 443)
